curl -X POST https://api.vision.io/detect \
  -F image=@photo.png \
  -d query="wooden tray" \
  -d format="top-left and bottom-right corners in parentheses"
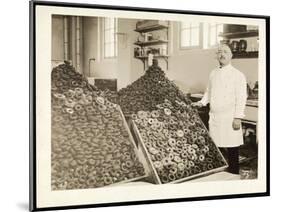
top-left (130, 118), bottom-right (228, 184)
top-left (98, 106), bottom-right (150, 187)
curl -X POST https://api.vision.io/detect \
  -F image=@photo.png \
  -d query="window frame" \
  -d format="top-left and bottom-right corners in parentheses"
top-left (103, 17), bottom-right (118, 59)
top-left (207, 23), bottom-right (224, 48)
top-left (179, 22), bottom-right (203, 50)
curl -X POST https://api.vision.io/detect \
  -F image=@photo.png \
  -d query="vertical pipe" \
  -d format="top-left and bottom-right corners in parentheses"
top-left (76, 16), bottom-right (81, 73)
top-left (71, 16), bottom-right (76, 68)
top-left (63, 16), bottom-right (69, 61)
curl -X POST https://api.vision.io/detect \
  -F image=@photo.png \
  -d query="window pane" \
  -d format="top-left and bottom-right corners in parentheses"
top-left (105, 43), bottom-right (110, 57)
top-left (181, 29), bottom-right (190, 47)
top-left (110, 29), bottom-right (115, 43)
top-left (110, 43), bottom-right (115, 57)
top-left (104, 30), bottom-right (111, 43)
top-left (104, 18), bottom-right (118, 58)
top-left (217, 24), bottom-right (223, 36)
top-left (191, 28), bottom-right (199, 46)
top-left (210, 26), bottom-right (216, 46)
top-left (180, 21), bottom-right (202, 48)
top-left (191, 22), bottom-right (200, 28)
top-left (110, 18), bottom-right (115, 29)
top-left (104, 18), bottom-right (110, 29)
top-left (115, 42), bottom-right (118, 56)
top-left (181, 22), bottom-right (190, 29)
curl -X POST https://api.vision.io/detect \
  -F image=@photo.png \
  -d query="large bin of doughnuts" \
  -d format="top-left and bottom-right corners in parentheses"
top-left (131, 99), bottom-right (228, 184)
top-left (51, 62), bottom-right (147, 190)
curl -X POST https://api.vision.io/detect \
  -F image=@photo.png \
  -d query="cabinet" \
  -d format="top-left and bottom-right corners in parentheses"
top-left (134, 21), bottom-right (169, 70)
top-left (219, 25), bottom-right (259, 59)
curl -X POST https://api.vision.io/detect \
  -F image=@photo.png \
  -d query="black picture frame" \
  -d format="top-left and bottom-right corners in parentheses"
top-left (29, 0), bottom-right (270, 211)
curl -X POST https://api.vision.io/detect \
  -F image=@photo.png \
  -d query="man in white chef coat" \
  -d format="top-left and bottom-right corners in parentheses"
top-left (192, 44), bottom-right (247, 175)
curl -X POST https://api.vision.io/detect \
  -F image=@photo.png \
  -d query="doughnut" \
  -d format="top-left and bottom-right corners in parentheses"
top-left (137, 111), bottom-right (147, 119)
top-left (154, 161), bottom-right (163, 169)
top-left (103, 176), bottom-right (113, 185)
top-left (161, 175), bottom-right (169, 183)
top-left (155, 154), bottom-right (163, 161)
top-left (164, 108), bottom-right (172, 116)
top-left (74, 104), bottom-right (83, 111)
top-left (207, 152), bottom-right (214, 158)
top-left (162, 158), bottom-right (172, 167)
top-left (174, 156), bottom-right (182, 163)
top-left (98, 104), bottom-right (107, 111)
top-left (176, 171), bottom-right (185, 179)
top-left (191, 144), bottom-right (199, 149)
top-left (181, 152), bottom-right (188, 158)
top-left (207, 164), bottom-right (214, 170)
top-left (199, 155), bottom-right (205, 162)
top-left (125, 160), bottom-right (133, 168)
top-left (151, 110), bottom-right (160, 118)
top-left (194, 166), bottom-right (201, 173)
top-left (169, 166), bottom-right (178, 174)
top-left (168, 153), bottom-right (175, 160)
top-left (95, 96), bottom-right (104, 105)
top-left (177, 163), bottom-right (185, 171)
top-left (168, 138), bottom-right (176, 146)
top-left (177, 130), bottom-right (184, 137)
top-left (188, 161), bottom-right (195, 167)
top-left (65, 108), bottom-right (74, 114)
top-left (206, 158), bottom-right (213, 163)
top-left (168, 173), bottom-right (176, 181)
top-left (131, 114), bottom-right (138, 120)
top-left (176, 140), bottom-right (183, 147)
top-left (53, 116), bottom-right (63, 122)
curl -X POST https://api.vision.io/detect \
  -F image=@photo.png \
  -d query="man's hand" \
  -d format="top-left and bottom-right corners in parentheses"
top-left (191, 102), bottom-right (203, 108)
top-left (232, 118), bottom-right (241, 130)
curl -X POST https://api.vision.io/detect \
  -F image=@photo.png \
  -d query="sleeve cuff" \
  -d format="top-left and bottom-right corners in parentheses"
top-left (234, 113), bottom-right (245, 119)
top-left (199, 99), bottom-right (208, 106)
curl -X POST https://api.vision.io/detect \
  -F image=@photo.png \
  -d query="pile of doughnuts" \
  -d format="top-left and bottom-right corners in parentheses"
top-left (117, 65), bottom-right (191, 117)
top-left (132, 99), bottom-right (227, 184)
top-left (51, 62), bottom-right (146, 190)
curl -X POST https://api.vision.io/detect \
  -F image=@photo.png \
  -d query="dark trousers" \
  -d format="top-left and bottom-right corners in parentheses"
top-left (219, 147), bottom-right (239, 174)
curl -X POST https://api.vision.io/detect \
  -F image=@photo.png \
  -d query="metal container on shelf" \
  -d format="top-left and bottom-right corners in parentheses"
top-left (230, 40), bottom-right (239, 53)
top-left (239, 39), bottom-right (247, 52)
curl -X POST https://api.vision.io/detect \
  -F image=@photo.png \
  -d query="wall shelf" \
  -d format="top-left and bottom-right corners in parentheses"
top-left (134, 25), bottom-right (168, 33)
top-left (134, 39), bottom-right (168, 47)
top-left (134, 21), bottom-right (169, 70)
top-left (219, 30), bottom-right (259, 39)
top-left (232, 51), bottom-right (258, 59)
top-left (135, 55), bottom-right (169, 59)
top-left (135, 55), bottom-right (169, 70)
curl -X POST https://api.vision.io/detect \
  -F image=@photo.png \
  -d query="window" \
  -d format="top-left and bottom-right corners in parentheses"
top-left (103, 18), bottom-right (117, 58)
top-left (208, 23), bottom-right (223, 47)
top-left (180, 22), bottom-right (224, 50)
top-left (180, 21), bottom-right (202, 49)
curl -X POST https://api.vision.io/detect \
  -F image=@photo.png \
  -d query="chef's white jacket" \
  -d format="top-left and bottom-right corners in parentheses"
top-left (200, 64), bottom-right (247, 147)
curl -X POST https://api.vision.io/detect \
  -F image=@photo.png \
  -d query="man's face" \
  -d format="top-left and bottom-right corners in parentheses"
top-left (216, 45), bottom-right (233, 66)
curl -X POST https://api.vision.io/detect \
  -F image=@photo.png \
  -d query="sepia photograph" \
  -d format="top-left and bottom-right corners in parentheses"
top-left (30, 1), bottom-right (269, 211)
